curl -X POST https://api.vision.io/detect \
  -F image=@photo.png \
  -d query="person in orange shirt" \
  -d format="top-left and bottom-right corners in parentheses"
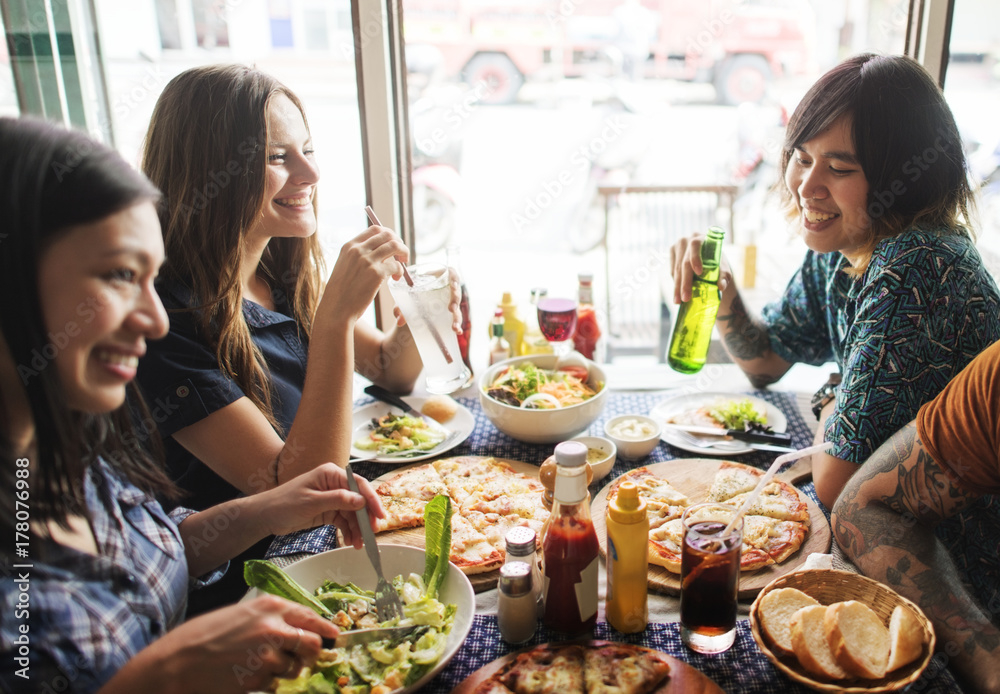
top-left (833, 339), bottom-right (1000, 694)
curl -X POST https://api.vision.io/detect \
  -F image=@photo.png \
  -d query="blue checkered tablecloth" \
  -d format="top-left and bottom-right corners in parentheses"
top-left (265, 390), bottom-right (967, 693)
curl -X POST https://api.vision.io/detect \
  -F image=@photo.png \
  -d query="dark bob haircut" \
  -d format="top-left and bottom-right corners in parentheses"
top-left (0, 117), bottom-right (176, 534)
top-left (779, 53), bottom-right (974, 273)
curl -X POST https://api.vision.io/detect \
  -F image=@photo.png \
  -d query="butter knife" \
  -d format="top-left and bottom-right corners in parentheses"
top-left (661, 423), bottom-right (793, 445)
top-left (322, 624), bottom-right (428, 649)
top-left (363, 385), bottom-right (449, 434)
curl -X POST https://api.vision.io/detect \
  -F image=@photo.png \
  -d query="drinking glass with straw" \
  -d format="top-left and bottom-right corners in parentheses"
top-left (367, 206), bottom-right (470, 394)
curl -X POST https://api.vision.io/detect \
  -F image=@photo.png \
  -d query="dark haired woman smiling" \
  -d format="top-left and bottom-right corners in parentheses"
top-left (669, 53), bottom-right (1000, 509)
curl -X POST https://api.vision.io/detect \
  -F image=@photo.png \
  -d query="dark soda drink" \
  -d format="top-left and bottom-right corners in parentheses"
top-left (456, 281), bottom-right (474, 381)
top-left (680, 511), bottom-right (742, 654)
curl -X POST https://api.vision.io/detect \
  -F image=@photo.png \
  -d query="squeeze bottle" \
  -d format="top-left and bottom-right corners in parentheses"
top-left (606, 480), bottom-right (649, 633)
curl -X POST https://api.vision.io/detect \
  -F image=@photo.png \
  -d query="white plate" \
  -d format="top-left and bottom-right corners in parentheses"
top-left (244, 544), bottom-right (475, 694)
top-left (649, 392), bottom-right (788, 456)
top-left (350, 396), bottom-right (474, 462)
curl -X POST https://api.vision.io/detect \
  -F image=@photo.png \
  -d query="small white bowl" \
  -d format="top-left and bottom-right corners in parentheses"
top-left (604, 414), bottom-right (661, 461)
top-left (571, 435), bottom-right (617, 481)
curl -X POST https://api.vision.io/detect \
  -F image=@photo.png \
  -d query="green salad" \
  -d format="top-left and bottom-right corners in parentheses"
top-left (354, 414), bottom-right (447, 456)
top-left (708, 398), bottom-right (769, 430)
top-left (245, 497), bottom-right (456, 694)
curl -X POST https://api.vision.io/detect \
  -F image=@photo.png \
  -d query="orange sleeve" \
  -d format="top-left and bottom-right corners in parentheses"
top-left (916, 340), bottom-right (1000, 494)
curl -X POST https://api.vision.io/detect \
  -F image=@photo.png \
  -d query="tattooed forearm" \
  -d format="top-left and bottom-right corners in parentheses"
top-left (717, 294), bottom-right (772, 361)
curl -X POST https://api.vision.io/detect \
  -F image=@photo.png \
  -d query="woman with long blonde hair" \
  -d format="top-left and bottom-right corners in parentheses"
top-left (137, 65), bottom-right (444, 611)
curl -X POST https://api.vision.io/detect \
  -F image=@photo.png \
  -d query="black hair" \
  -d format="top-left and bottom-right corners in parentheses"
top-left (0, 116), bottom-right (178, 537)
top-left (780, 53), bottom-right (974, 272)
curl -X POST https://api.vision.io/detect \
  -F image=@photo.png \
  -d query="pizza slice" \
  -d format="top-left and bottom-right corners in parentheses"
top-left (498, 644), bottom-right (586, 694)
top-left (373, 461), bottom-right (449, 501)
top-left (707, 461), bottom-right (764, 502)
top-left (611, 467), bottom-right (690, 520)
top-left (463, 508), bottom-right (546, 554)
top-left (648, 518), bottom-right (685, 573)
top-left (582, 643), bottom-right (671, 694)
top-left (449, 512), bottom-right (505, 575)
top-left (434, 456), bottom-right (521, 505)
top-left (741, 514), bottom-right (808, 565)
top-left (375, 494), bottom-right (428, 532)
top-left (719, 481), bottom-right (810, 523)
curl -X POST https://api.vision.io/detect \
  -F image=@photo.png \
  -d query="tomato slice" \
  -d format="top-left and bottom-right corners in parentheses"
top-left (558, 365), bottom-right (589, 381)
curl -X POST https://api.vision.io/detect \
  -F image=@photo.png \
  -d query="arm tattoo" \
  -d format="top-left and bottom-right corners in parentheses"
top-left (832, 425), bottom-right (997, 674)
top-left (717, 294), bottom-right (772, 361)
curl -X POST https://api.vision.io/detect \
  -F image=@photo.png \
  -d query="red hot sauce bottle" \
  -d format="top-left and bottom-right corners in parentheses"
top-left (542, 440), bottom-right (599, 635)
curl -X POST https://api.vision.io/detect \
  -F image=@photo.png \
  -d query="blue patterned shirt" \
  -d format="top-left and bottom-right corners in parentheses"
top-left (762, 229), bottom-right (1000, 465)
top-left (0, 460), bottom-right (223, 693)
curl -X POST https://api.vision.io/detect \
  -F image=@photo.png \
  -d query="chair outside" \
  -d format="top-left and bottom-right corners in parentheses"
top-left (598, 184), bottom-right (738, 362)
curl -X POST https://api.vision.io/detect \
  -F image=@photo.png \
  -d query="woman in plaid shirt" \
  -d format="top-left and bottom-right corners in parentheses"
top-left (0, 117), bottom-right (383, 692)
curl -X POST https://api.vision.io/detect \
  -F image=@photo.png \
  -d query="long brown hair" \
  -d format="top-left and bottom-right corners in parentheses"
top-left (141, 65), bottom-right (325, 430)
top-left (0, 117), bottom-right (178, 535)
top-left (779, 53), bottom-right (975, 274)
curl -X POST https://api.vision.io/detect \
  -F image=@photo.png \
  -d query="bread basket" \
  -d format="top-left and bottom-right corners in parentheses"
top-left (749, 569), bottom-right (936, 693)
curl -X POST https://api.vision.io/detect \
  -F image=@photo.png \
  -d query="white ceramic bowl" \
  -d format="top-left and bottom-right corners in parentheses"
top-left (243, 545), bottom-right (474, 694)
top-left (478, 354), bottom-right (608, 445)
top-left (604, 414), bottom-right (662, 461)
top-left (571, 435), bottom-right (617, 481)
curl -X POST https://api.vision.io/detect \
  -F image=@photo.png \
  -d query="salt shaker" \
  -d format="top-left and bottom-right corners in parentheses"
top-left (498, 562), bottom-right (537, 644)
top-left (505, 527), bottom-right (543, 616)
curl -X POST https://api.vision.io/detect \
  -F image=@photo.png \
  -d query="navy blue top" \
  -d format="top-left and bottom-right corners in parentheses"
top-left (135, 280), bottom-right (310, 612)
top-left (761, 229), bottom-right (1000, 465)
top-left (137, 281), bottom-right (309, 511)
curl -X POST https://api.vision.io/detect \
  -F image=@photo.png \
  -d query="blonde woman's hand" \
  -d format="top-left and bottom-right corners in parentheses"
top-left (669, 232), bottom-right (734, 304)
top-left (254, 463), bottom-right (385, 548)
top-left (391, 265), bottom-right (462, 333)
top-left (149, 596), bottom-right (338, 693)
top-left (325, 225), bottom-right (409, 322)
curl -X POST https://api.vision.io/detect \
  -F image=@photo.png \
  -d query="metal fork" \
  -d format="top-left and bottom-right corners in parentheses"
top-left (345, 463), bottom-right (406, 622)
top-left (668, 429), bottom-right (747, 451)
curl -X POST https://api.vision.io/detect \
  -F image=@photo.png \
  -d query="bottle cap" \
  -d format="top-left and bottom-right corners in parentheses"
top-left (578, 272), bottom-right (593, 285)
top-left (505, 527), bottom-right (537, 557)
top-left (501, 291), bottom-right (515, 306)
top-left (608, 481), bottom-right (647, 523)
top-left (530, 287), bottom-right (548, 301)
top-left (554, 440), bottom-right (588, 467)
top-left (499, 562), bottom-right (532, 597)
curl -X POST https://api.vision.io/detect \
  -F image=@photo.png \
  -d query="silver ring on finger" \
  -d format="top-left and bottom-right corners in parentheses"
top-left (291, 627), bottom-right (303, 653)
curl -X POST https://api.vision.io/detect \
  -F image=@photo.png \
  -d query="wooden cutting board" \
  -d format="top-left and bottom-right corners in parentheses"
top-left (452, 640), bottom-right (724, 694)
top-left (591, 459), bottom-right (831, 600)
top-left (366, 457), bottom-right (544, 594)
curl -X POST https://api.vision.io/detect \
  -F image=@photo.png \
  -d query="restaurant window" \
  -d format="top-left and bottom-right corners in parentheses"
top-left (397, 0), bottom-right (908, 363)
top-left (943, 0), bottom-right (1000, 280)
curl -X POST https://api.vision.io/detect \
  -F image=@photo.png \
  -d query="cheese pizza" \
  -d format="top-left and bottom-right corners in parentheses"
top-left (609, 461), bottom-right (811, 573)
top-left (373, 456), bottom-right (547, 575)
top-left (473, 642), bottom-right (672, 694)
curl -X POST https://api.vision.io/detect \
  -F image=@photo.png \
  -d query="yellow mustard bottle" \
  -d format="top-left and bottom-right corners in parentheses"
top-left (606, 480), bottom-right (649, 633)
top-left (498, 291), bottom-right (525, 356)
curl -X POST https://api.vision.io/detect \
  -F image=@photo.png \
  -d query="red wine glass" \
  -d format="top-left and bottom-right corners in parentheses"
top-left (537, 297), bottom-right (578, 356)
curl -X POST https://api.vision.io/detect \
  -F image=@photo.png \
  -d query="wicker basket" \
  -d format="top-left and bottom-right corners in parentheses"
top-left (749, 569), bottom-right (936, 693)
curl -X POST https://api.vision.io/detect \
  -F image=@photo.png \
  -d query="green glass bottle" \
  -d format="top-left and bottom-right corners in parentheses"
top-left (667, 227), bottom-right (726, 374)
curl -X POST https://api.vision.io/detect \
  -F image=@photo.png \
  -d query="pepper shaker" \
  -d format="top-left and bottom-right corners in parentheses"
top-left (498, 562), bottom-right (537, 644)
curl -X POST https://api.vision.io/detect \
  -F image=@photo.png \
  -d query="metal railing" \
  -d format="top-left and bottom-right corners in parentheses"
top-left (597, 184), bottom-right (738, 362)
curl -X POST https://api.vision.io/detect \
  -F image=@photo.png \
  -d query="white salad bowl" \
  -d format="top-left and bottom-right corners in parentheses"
top-left (243, 544), bottom-right (474, 694)
top-left (478, 354), bottom-right (608, 445)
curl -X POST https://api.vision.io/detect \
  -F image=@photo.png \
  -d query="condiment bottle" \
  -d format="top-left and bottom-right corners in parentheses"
top-left (505, 526), bottom-right (543, 616)
top-left (522, 287), bottom-right (554, 355)
top-left (498, 562), bottom-right (537, 644)
top-left (446, 246), bottom-right (474, 386)
top-left (498, 292), bottom-right (525, 356)
top-left (667, 227), bottom-right (726, 374)
top-left (542, 440), bottom-right (599, 635)
top-left (606, 480), bottom-right (649, 633)
top-left (572, 273), bottom-right (601, 360)
top-left (489, 309), bottom-right (511, 365)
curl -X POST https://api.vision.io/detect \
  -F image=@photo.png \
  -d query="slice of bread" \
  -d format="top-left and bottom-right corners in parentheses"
top-left (825, 601), bottom-right (891, 679)
top-left (790, 605), bottom-right (847, 680)
top-left (886, 605), bottom-right (924, 672)
top-left (758, 587), bottom-right (821, 654)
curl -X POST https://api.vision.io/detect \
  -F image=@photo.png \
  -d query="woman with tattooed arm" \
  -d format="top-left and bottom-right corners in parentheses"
top-left (832, 339), bottom-right (1000, 694)
top-left (670, 54), bottom-right (1000, 508)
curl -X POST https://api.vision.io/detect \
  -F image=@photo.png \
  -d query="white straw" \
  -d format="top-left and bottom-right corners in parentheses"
top-left (719, 441), bottom-right (833, 539)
